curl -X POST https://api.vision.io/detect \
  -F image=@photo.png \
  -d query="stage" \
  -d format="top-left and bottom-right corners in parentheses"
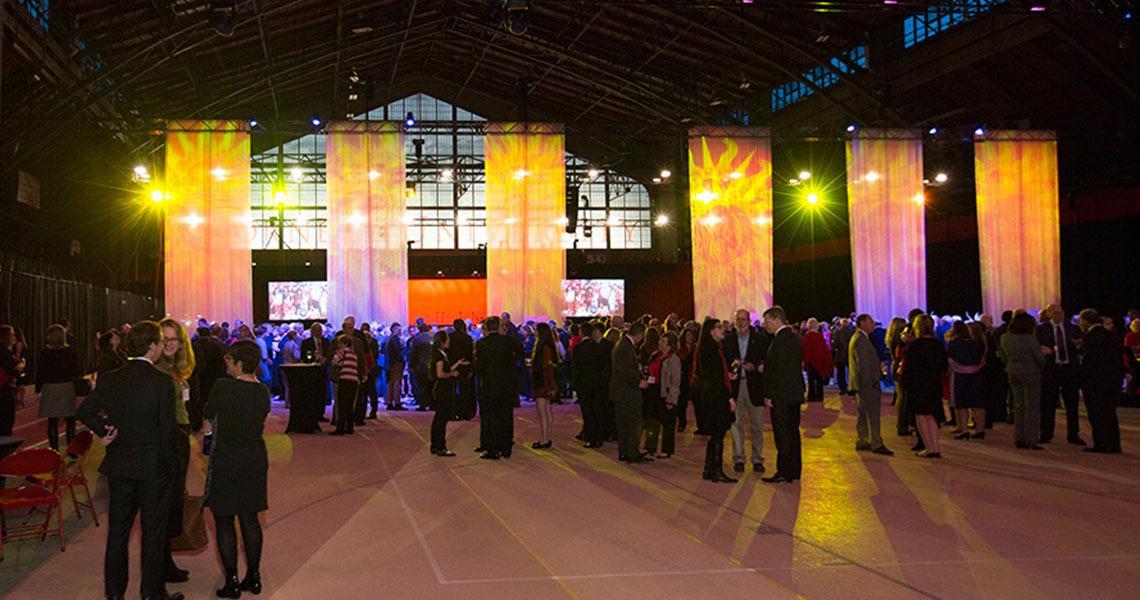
top-left (3, 390), bottom-right (1139, 599)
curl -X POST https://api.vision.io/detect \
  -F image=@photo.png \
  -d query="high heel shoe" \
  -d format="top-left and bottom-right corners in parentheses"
top-left (216, 573), bottom-right (242, 598)
top-left (530, 441), bottom-right (552, 449)
top-left (953, 432), bottom-right (971, 440)
top-left (710, 471), bottom-right (738, 483)
top-left (239, 572), bottom-right (262, 595)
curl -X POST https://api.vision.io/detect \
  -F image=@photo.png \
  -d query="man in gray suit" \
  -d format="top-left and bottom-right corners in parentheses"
top-left (611, 323), bottom-right (649, 462)
top-left (849, 314), bottom-right (893, 455)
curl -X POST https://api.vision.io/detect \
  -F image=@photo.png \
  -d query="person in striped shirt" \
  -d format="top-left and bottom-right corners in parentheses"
top-left (330, 333), bottom-right (362, 436)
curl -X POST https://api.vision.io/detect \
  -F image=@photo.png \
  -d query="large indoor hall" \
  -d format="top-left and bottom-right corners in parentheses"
top-left (1, 1), bottom-right (1138, 599)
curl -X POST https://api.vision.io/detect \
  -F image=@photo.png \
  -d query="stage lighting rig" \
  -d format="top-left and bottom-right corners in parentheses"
top-left (405, 112), bottom-right (416, 127)
top-left (208, 1), bottom-right (237, 37)
top-left (504, 0), bottom-right (529, 35)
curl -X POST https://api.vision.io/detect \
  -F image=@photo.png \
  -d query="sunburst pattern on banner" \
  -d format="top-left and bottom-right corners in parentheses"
top-left (688, 127), bottom-right (773, 320)
top-left (975, 131), bottom-right (1061, 316)
top-left (326, 121), bottom-right (407, 326)
top-left (164, 120), bottom-right (252, 325)
top-left (846, 129), bottom-right (927, 324)
top-left (485, 123), bottom-right (566, 322)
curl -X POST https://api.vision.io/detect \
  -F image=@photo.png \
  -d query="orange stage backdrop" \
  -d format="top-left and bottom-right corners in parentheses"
top-left (974, 131), bottom-right (1061, 316)
top-left (688, 127), bottom-right (773, 320)
top-left (408, 279), bottom-right (488, 325)
top-left (164, 120), bottom-right (252, 325)
top-left (326, 121), bottom-right (408, 325)
top-left (484, 123), bottom-right (565, 323)
top-left (846, 129), bottom-right (927, 323)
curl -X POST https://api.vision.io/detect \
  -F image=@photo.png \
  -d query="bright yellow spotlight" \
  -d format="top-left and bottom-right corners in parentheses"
top-left (728, 171), bottom-right (743, 180)
top-left (913, 193), bottom-right (926, 205)
top-left (273, 189), bottom-right (286, 207)
top-left (806, 192), bottom-right (820, 205)
top-left (934, 172), bottom-right (949, 183)
top-left (864, 171), bottom-right (881, 182)
top-left (149, 189), bottom-right (165, 203)
top-left (798, 170), bottom-right (812, 180)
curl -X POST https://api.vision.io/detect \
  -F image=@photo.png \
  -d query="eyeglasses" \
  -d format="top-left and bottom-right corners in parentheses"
top-left (163, 337), bottom-right (181, 345)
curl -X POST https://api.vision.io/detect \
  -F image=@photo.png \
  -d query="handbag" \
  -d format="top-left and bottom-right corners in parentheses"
top-left (169, 494), bottom-right (209, 552)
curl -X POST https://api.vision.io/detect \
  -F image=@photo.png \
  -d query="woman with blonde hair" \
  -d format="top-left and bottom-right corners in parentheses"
top-left (35, 323), bottom-right (82, 450)
top-left (155, 317), bottom-right (197, 583)
top-left (885, 316), bottom-right (910, 435)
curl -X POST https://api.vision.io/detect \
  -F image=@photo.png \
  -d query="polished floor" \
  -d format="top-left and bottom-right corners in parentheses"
top-left (4, 390), bottom-right (1140, 599)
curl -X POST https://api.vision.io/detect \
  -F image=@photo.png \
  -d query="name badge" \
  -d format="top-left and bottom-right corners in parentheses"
top-left (182, 388), bottom-right (191, 403)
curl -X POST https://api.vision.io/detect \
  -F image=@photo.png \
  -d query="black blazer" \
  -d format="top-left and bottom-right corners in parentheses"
top-left (763, 327), bottom-right (805, 405)
top-left (474, 332), bottom-right (524, 398)
top-left (300, 336), bottom-right (332, 363)
top-left (450, 331), bottom-right (474, 376)
top-left (1036, 321), bottom-right (1081, 368)
top-left (1079, 325), bottom-right (1124, 391)
top-left (609, 337), bottom-right (642, 403)
top-left (572, 338), bottom-right (608, 393)
top-left (696, 343), bottom-right (733, 430)
top-left (76, 360), bottom-right (179, 480)
top-left (724, 327), bottom-right (769, 403)
top-left (192, 336), bottom-right (226, 390)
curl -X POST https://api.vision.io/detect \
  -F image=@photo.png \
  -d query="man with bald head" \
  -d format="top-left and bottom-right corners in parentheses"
top-left (1036, 304), bottom-right (1085, 445)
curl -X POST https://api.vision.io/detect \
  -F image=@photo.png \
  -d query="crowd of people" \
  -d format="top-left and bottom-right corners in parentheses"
top-left (0, 302), bottom-right (1137, 599)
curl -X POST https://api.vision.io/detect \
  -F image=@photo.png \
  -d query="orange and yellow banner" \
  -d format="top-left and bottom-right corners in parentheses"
top-left (688, 127), bottom-right (773, 320)
top-left (163, 120), bottom-right (252, 325)
top-left (484, 123), bottom-right (566, 322)
top-left (846, 129), bottom-right (927, 323)
top-left (974, 130), bottom-right (1061, 316)
top-left (326, 121), bottom-right (408, 326)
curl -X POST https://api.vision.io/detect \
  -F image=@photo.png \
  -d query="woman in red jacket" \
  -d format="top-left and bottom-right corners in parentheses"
top-left (802, 318), bottom-right (833, 403)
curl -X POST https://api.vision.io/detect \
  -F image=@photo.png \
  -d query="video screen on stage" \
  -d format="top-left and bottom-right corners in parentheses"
top-left (268, 281), bottom-right (328, 321)
top-left (562, 279), bottom-right (625, 317)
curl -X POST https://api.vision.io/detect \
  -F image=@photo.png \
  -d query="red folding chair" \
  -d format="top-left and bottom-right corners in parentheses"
top-left (62, 431), bottom-right (99, 526)
top-left (0, 448), bottom-right (65, 561)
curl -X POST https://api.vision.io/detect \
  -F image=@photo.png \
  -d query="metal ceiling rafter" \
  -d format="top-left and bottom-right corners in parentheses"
top-left (387, 0), bottom-right (421, 91)
top-left (251, 0), bottom-right (282, 119)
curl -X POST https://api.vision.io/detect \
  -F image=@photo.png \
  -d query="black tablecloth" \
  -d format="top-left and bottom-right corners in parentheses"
top-left (281, 364), bottom-right (326, 433)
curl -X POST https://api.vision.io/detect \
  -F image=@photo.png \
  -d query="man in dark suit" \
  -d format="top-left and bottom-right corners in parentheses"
top-left (1078, 309), bottom-right (1124, 453)
top-left (724, 309), bottom-right (770, 473)
top-left (451, 319), bottom-right (476, 420)
top-left (300, 322), bottom-right (331, 365)
top-left (407, 324), bottom-right (434, 411)
top-left (611, 323), bottom-right (648, 462)
top-left (760, 306), bottom-right (804, 483)
top-left (384, 323), bottom-right (406, 410)
top-left (190, 326), bottom-right (225, 432)
top-left (831, 318), bottom-right (855, 395)
top-left (1036, 304), bottom-right (1086, 445)
top-left (572, 322), bottom-right (609, 448)
top-left (76, 321), bottom-right (184, 600)
top-left (474, 316), bottom-right (524, 459)
top-left (360, 322), bottom-right (382, 419)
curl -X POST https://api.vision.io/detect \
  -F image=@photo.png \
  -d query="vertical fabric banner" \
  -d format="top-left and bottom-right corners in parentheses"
top-left (484, 123), bottom-right (566, 322)
top-left (164, 120), bottom-right (252, 325)
top-left (326, 121), bottom-right (408, 326)
top-left (846, 129), bottom-right (927, 324)
top-left (688, 127), bottom-right (773, 320)
top-left (974, 130), bottom-right (1061, 316)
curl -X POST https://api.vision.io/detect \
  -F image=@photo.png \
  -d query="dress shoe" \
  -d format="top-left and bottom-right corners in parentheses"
top-left (871, 447), bottom-right (894, 456)
top-left (910, 442), bottom-right (925, 452)
top-left (732, 462), bottom-right (744, 473)
top-left (239, 572), bottom-right (262, 595)
top-left (106, 596), bottom-right (125, 600)
top-left (584, 442), bottom-right (603, 449)
top-left (855, 442), bottom-right (872, 452)
top-left (432, 449), bottom-right (457, 457)
top-left (479, 452), bottom-right (501, 460)
top-left (710, 472), bottom-right (738, 483)
top-left (753, 462), bottom-right (765, 473)
top-left (953, 432), bottom-right (971, 440)
top-left (915, 451), bottom-right (942, 459)
top-left (216, 572), bottom-right (242, 598)
top-left (627, 455), bottom-right (652, 463)
top-left (473, 446), bottom-right (485, 453)
top-left (1015, 441), bottom-right (1044, 450)
top-left (574, 433), bottom-right (586, 441)
top-left (761, 474), bottom-right (793, 484)
top-left (367, 412), bottom-right (378, 419)
top-left (530, 441), bottom-right (552, 449)
top-left (164, 566), bottom-right (190, 583)
top-left (1067, 436), bottom-right (1087, 446)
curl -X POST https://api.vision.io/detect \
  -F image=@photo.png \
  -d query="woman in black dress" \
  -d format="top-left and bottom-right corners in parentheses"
top-left (695, 317), bottom-right (738, 483)
top-left (94, 329), bottom-right (128, 375)
top-left (900, 315), bottom-right (948, 458)
top-left (0, 325), bottom-right (26, 437)
top-left (429, 331), bottom-right (467, 457)
top-left (35, 324), bottom-right (82, 450)
top-left (205, 341), bottom-right (270, 598)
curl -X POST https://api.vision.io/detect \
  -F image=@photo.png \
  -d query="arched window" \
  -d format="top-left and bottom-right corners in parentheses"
top-left (250, 93), bottom-right (651, 250)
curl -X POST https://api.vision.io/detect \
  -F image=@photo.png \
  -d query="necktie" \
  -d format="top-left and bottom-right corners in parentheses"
top-left (1055, 324), bottom-right (1067, 364)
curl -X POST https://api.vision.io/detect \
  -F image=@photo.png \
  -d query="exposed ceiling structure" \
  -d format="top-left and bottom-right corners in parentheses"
top-left (2, 0), bottom-right (1138, 188)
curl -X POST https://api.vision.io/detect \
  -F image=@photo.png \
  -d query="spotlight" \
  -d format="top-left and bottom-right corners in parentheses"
top-left (974, 127), bottom-right (985, 136)
top-left (304, 261), bottom-right (311, 267)
top-left (654, 214), bottom-right (670, 226)
top-left (505, 0), bottom-right (530, 35)
top-left (587, 168), bottom-right (600, 179)
top-left (273, 189), bottom-right (286, 206)
top-left (1030, 5), bottom-right (1046, 12)
top-left (369, 170), bottom-right (379, 180)
top-left (207, 1), bottom-right (236, 37)
top-left (701, 215), bottom-right (722, 227)
top-left (310, 115), bottom-right (322, 127)
top-left (864, 171), bottom-right (881, 182)
top-left (694, 190), bottom-right (718, 203)
top-left (798, 170), bottom-right (812, 180)
top-left (755, 215), bottom-right (772, 226)
top-left (913, 193), bottom-right (925, 205)
top-left (928, 127), bottom-right (938, 134)
top-left (348, 93), bottom-right (359, 101)
top-left (134, 165), bottom-right (149, 177)
top-left (181, 213), bottom-right (205, 228)
top-left (290, 167), bottom-right (304, 182)
top-left (846, 124), bottom-right (857, 132)
top-left (806, 192), bottom-right (820, 205)
top-left (405, 112), bottom-right (415, 127)
top-left (789, 178), bottom-right (801, 187)
top-left (211, 167), bottom-right (229, 180)
top-left (652, 177), bottom-right (662, 184)
top-left (439, 169), bottom-right (453, 182)
top-left (728, 171), bottom-right (743, 180)
top-left (934, 172), bottom-right (949, 184)
top-left (513, 169), bottom-right (529, 180)
top-left (149, 189), bottom-right (165, 203)
top-left (660, 169), bottom-right (672, 179)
